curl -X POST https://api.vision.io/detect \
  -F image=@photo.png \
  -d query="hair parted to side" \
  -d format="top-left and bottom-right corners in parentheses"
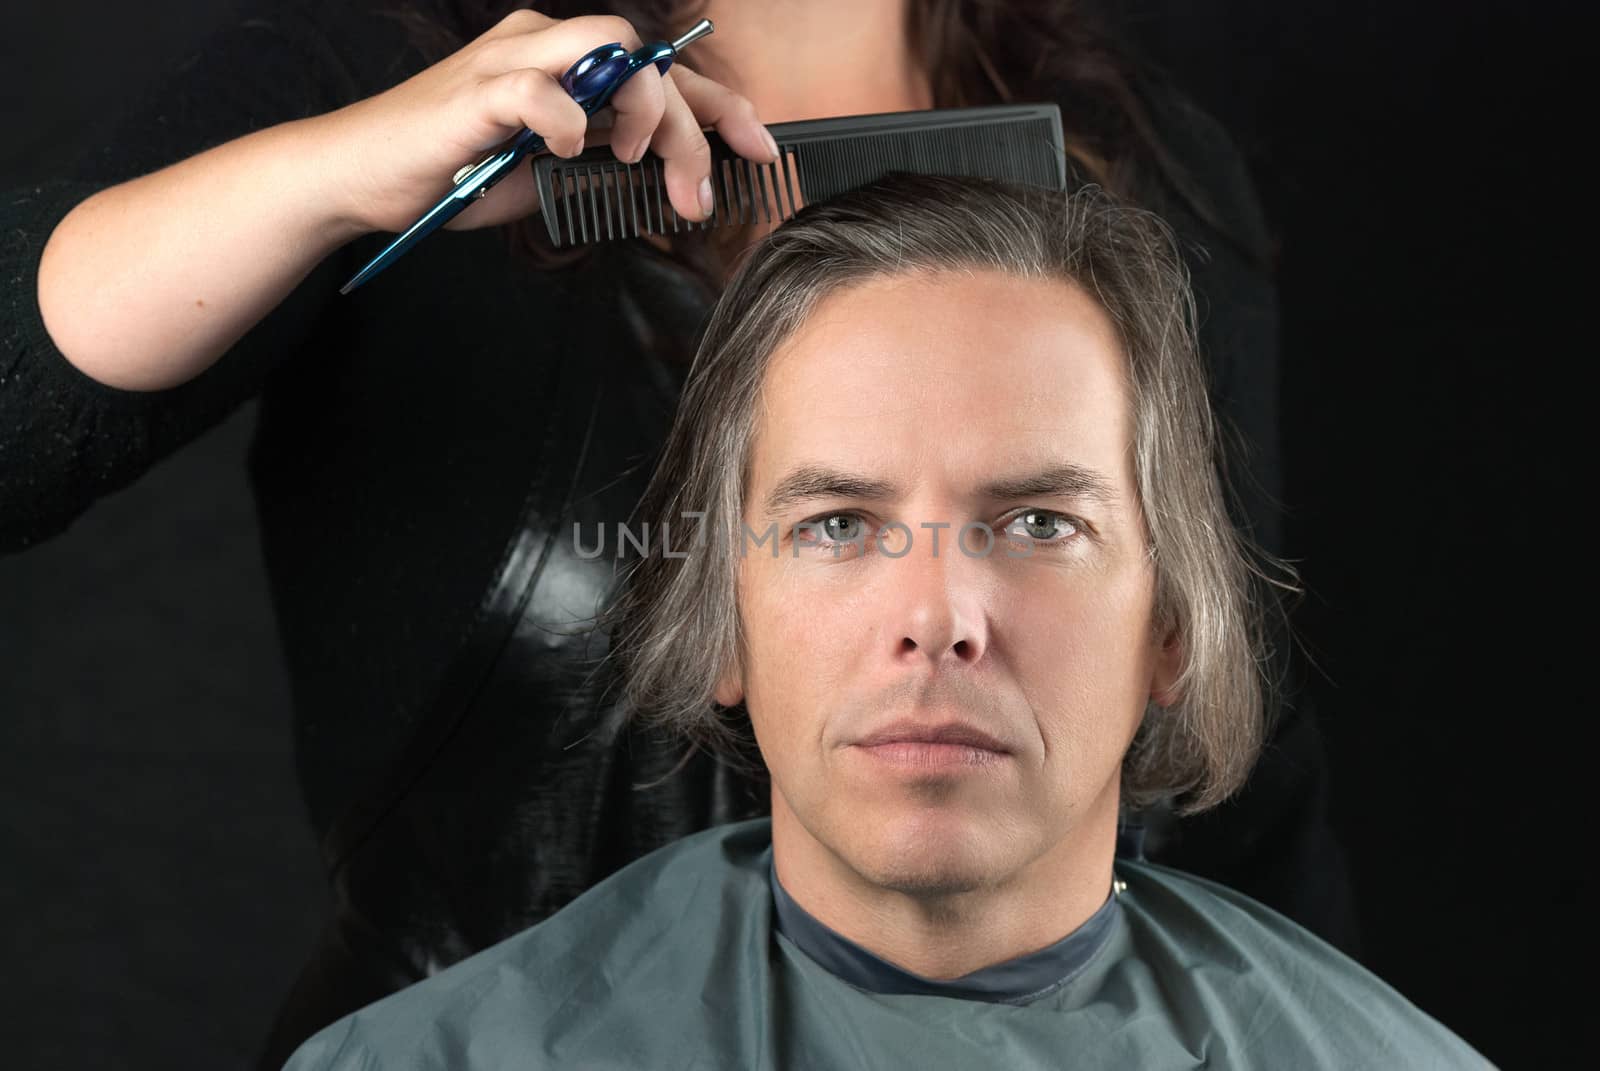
top-left (603, 173), bottom-right (1298, 815)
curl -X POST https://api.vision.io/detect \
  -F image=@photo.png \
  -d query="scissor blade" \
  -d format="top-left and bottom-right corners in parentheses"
top-left (339, 184), bottom-right (484, 294)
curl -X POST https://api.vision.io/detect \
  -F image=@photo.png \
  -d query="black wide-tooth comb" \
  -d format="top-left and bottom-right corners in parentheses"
top-left (532, 103), bottom-right (1067, 248)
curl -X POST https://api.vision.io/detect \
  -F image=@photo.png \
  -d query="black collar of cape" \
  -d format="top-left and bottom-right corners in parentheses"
top-left (766, 847), bottom-right (1122, 1006)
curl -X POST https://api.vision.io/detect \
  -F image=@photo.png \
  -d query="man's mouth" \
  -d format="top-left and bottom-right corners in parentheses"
top-left (850, 719), bottom-right (1012, 771)
top-left (854, 719), bottom-right (1010, 753)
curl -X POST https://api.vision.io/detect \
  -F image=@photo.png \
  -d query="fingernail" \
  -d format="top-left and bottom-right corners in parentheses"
top-left (698, 176), bottom-right (715, 217)
top-left (762, 128), bottom-right (779, 161)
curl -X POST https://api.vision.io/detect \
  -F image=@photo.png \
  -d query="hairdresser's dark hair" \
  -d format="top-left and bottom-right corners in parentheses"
top-left (370, 0), bottom-right (1238, 292)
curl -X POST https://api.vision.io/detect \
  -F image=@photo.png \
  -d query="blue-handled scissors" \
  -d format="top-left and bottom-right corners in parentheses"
top-left (339, 18), bottom-right (714, 295)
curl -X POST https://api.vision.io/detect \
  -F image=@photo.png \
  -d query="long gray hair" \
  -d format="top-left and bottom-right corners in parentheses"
top-left (602, 173), bottom-right (1295, 814)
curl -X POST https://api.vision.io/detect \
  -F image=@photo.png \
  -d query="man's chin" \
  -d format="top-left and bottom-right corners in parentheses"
top-left (838, 807), bottom-right (1007, 897)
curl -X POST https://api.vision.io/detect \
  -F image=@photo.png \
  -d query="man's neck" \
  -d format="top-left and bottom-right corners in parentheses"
top-left (769, 792), bottom-right (1121, 981)
top-left (687, 0), bottom-right (933, 124)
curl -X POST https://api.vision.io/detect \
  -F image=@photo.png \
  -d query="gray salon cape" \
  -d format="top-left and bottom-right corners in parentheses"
top-left (282, 817), bottom-right (1490, 1069)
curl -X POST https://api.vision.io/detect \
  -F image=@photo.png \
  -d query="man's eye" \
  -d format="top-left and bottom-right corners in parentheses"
top-left (1005, 510), bottom-right (1080, 542)
top-left (800, 513), bottom-right (864, 544)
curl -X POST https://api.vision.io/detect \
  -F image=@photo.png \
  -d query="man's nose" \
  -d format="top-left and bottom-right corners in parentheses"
top-left (885, 525), bottom-right (989, 667)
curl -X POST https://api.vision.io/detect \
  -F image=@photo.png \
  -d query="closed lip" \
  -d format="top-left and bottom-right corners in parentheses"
top-left (853, 719), bottom-right (1011, 754)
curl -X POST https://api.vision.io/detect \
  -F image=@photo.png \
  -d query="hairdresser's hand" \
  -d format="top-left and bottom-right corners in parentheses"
top-left (322, 9), bottom-right (778, 235)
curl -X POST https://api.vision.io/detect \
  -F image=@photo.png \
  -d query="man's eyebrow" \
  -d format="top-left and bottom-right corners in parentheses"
top-left (762, 466), bottom-right (899, 519)
top-left (760, 462), bottom-right (1118, 518)
top-left (979, 463), bottom-right (1119, 506)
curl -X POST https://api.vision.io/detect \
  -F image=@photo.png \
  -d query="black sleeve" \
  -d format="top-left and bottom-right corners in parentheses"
top-left (1133, 81), bottom-right (1364, 958)
top-left (0, 1), bottom-right (419, 553)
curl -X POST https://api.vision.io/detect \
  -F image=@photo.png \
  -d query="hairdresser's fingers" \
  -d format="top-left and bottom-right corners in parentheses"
top-left (667, 64), bottom-right (779, 166)
top-left (439, 14), bottom-right (653, 229)
top-left (471, 15), bottom-right (669, 160)
top-left (437, 64), bottom-right (590, 230)
top-left (473, 14), bottom-right (642, 76)
top-left (647, 70), bottom-right (722, 221)
top-left (602, 60), bottom-right (668, 163)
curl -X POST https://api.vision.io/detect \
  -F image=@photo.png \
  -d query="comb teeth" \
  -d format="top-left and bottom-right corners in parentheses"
top-left (538, 145), bottom-right (801, 247)
top-left (532, 104), bottom-right (1066, 249)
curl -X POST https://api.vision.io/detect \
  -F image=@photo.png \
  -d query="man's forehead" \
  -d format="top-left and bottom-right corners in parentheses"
top-left (743, 270), bottom-right (1136, 508)
top-left (757, 274), bottom-right (1126, 420)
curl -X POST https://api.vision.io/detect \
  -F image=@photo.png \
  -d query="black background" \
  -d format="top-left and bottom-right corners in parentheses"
top-left (1, 2), bottom-right (1575, 1067)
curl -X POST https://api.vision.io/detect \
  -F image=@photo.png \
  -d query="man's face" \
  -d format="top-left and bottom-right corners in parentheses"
top-left (717, 269), bottom-right (1182, 896)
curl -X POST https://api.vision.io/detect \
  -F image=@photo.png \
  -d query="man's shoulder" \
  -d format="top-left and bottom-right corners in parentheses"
top-left (281, 818), bottom-right (774, 1070)
top-left (1116, 859), bottom-right (1493, 1068)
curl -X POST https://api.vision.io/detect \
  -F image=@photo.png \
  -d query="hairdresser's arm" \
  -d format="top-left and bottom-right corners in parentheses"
top-left (26, 3), bottom-right (773, 396)
top-left (35, 117), bottom-right (365, 392)
top-left (0, 0), bottom-right (407, 553)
